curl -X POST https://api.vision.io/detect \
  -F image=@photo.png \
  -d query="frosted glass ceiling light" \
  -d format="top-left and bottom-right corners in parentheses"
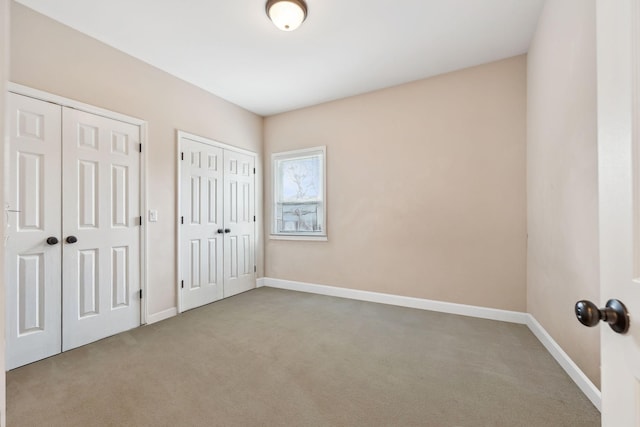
top-left (266, 0), bottom-right (308, 31)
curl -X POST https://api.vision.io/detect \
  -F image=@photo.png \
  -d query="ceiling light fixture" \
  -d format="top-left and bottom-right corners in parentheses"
top-left (266, 0), bottom-right (308, 32)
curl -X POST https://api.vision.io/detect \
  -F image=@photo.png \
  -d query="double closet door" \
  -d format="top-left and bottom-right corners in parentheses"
top-left (6, 93), bottom-right (142, 370)
top-left (179, 133), bottom-right (256, 312)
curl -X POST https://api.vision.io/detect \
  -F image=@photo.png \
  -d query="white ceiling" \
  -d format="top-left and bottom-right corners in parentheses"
top-left (16, 0), bottom-right (545, 116)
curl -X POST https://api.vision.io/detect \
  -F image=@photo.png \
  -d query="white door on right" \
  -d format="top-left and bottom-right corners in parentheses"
top-left (223, 150), bottom-right (256, 298)
top-left (595, 0), bottom-right (640, 424)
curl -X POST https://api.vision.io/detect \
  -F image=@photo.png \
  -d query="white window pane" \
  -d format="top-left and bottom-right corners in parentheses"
top-left (280, 156), bottom-right (320, 201)
top-left (277, 202), bottom-right (321, 233)
top-left (272, 146), bottom-right (326, 239)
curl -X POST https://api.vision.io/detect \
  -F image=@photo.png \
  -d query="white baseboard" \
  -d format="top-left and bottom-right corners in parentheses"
top-left (526, 315), bottom-right (601, 411)
top-left (261, 277), bottom-right (528, 324)
top-left (146, 307), bottom-right (178, 325)
top-left (260, 277), bottom-right (601, 411)
top-left (256, 277), bottom-right (266, 288)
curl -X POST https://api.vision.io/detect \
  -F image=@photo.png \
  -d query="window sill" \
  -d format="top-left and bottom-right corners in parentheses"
top-left (270, 234), bottom-right (328, 242)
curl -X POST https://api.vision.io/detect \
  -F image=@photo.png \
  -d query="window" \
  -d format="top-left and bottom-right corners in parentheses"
top-left (272, 146), bottom-right (326, 240)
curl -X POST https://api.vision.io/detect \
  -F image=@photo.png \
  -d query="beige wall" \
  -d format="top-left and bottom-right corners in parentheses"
top-left (264, 56), bottom-right (527, 312)
top-left (9, 2), bottom-right (264, 320)
top-left (527, 0), bottom-right (600, 386)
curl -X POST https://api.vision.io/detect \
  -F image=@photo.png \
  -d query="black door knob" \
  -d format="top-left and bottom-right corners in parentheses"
top-left (575, 299), bottom-right (630, 334)
top-left (217, 229), bottom-right (224, 234)
top-left (224, 229), bottom-right (231, 233)
top-left (46, 237), bottom-right (59, 245)
top-left (66, 236), bottom-right (78, 244)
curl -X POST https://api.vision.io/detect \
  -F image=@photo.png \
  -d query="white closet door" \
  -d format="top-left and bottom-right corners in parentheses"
top-left (61, 107), bottom-right (141, 351)
top-left (180, 139), bottom-right (224, 311)
top-left (6, 93), bottom-right (62, 370)
top-left (223, 150), bottom-right (256, 298)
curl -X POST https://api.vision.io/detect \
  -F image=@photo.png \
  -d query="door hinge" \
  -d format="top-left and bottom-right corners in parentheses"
top-left (253, 167), bottom-right (256, 174)
top-left (181, 152), bottom-right (184, 161)
top-left (181, 216), bottom-right (184, 225)
top-left (254, 265), bottom-right (257, 273)
top-left (138, 216), bottom-right (143, 226)
top-left (139, 289), bottom-right (143, 299)
top-left (181, 280), bottom-right (184, 289)
top-left (253, 215), bottom-right (256, 222)
top-left (139, 143), bottom-right (142, 153)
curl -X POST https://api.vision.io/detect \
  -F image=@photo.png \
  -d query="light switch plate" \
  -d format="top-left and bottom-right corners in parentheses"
top-left (149, 209), bottom-right (158, 222)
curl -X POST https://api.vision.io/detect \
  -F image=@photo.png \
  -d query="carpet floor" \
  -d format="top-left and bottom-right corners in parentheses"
top-left (7, 287), bottom-right (600, 426)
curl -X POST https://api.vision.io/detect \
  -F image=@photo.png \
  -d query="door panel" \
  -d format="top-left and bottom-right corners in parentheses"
top-left (597, 0), bottom-right (640, 424)
top-left (61, 107), bottom-right (140, 351)
top-left (6, 93), bottom-right (62, 370)
top-left (180, 139), bottom-right (224, 311)
top-left (223, 150), bottom-right (255, 298)
top-left (179, 134), bottom-right (256, 310)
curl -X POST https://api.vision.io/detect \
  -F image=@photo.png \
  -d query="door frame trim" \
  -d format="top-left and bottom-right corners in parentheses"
top-left (7, 82), bottom-right (149, 325)
top-left (176, 130), bottom-right (257, 313)
top-left (8, 83), bottom-right (147, 125)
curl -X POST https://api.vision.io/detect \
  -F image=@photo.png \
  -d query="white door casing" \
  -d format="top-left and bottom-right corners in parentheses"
top-left (6, 93), bottom-right (62, 369)
top-left (597, 0), bottom-right (640, 424)
top-left (180, 139), bottom-right (224, 311)
top-left (61, 107), bottom-right (141, 351)
top-left (223, 150), bottom-right (256, 298)
top-left (177, 132), bottom-right (256, 311)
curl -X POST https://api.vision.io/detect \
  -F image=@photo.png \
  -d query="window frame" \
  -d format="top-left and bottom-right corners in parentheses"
top-left (271, 146), bottom-right (327, 241)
